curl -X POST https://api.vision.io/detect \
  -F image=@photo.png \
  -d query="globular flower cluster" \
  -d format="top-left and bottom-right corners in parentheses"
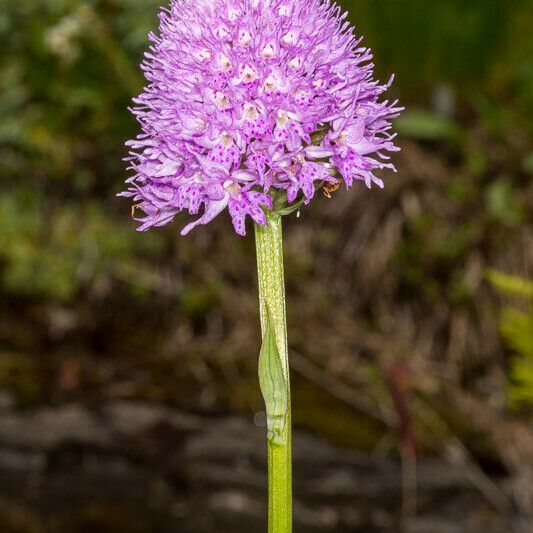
top-left (121, 0), bottom-right (403, 236)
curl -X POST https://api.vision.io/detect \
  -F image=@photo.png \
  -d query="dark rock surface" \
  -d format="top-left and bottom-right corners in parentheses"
top-left (0, 402), bottom-right (524, 532)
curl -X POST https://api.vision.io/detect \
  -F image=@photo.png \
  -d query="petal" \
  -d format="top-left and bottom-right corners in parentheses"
top-left (228, 192), bottom-right (272, 236)
top-left (305, 146), bottom-right (335, 159)
top-left (180, 193), bottom-right (229, 236)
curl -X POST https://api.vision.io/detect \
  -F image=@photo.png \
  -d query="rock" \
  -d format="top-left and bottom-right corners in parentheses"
top-left (0, 402), bottom-right (522, 532)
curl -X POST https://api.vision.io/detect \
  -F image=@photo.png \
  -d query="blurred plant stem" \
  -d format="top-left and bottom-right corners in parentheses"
top-left (255, 212), bottom-right (292, 533)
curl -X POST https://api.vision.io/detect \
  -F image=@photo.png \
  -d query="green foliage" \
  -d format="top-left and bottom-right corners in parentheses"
top-left (341, 0), bottom-right (530, 113)
top-left (0, 0), bottom-right (531, 305)
top-left (485, 178), bottom-right (526, 228)
top-left (0, 187), bottom-right (164, 301)
top-left (488, 270), bottom-right (533, 409)
top-left (0, 0), bottom-right (165, 302)
top-left (487, 270), bottom-right (533, 299)
top-left (0, 0), bottom-right (151, 184)
top-left (396, 109), bottom-right (462, 142)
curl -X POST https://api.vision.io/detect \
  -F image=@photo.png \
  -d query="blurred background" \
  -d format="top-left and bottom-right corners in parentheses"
top-left (0, 0), bottom-right (532, 531)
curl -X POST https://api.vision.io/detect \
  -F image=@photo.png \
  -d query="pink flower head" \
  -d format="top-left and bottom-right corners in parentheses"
top-left (121, 0), bottom-right (403, 236)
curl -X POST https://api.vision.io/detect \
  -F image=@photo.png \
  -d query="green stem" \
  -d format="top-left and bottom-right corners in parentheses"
top-left (255, 211), bottom-right (292, 533)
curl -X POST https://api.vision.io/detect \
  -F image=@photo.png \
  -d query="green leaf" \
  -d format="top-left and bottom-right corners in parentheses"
top-left (487, 270), bottom-right (533, 299)
top-left (258, 307), bottom-right (288, 446)
top-left (395, 109), bottom-right (461, 141)
top-left (485, 178), bottom-right (526, 228)
top-left (500, 308), bottom-right (533, 359)
top-left (488, 270), bottom-right (533, 409)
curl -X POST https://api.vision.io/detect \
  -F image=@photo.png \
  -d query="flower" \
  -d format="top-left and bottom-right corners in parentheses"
top-left (121, 0), bottom-right (403, 236)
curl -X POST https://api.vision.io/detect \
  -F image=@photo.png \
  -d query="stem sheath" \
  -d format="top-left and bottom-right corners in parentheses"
top-left (255, 212), bottom-right (292, 533)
